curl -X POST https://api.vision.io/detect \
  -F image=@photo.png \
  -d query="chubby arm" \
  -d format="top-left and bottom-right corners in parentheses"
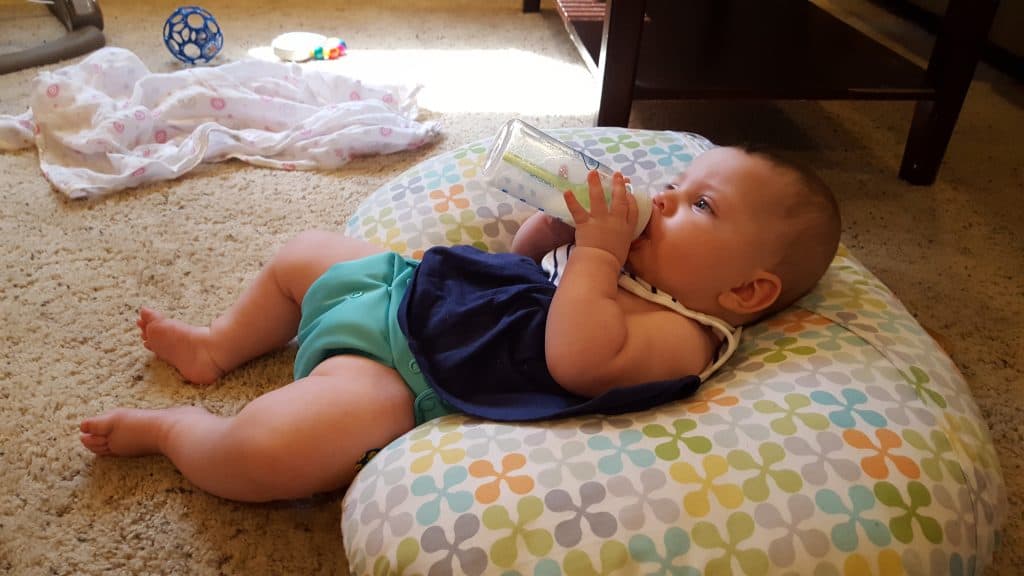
top-left (545, 171), bottom-right (713, 397)
top-left (510, 212), bottom-right (575, 262)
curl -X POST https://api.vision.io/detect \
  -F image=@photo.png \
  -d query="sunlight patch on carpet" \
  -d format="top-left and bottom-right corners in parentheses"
top-left (247, 46), bottom-right (598, 115)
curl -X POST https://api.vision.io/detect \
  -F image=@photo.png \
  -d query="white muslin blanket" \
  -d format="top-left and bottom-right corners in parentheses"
top-left (0, 47), bottom-right (441, 199)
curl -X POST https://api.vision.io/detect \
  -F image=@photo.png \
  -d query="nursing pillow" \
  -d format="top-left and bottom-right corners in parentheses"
top-left (340, 127), bottom-right (1005, 575)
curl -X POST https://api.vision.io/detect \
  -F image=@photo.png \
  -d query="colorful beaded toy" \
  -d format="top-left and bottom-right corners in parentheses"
top-left (271, 32), bottom-right (347, 62)
top-left (313, 38), bottom-right (347, 60)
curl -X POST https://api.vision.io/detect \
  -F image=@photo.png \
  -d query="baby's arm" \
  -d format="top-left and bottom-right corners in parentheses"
top-left (510, 212), bottom-right (575, 262)
top-left (545, 172), bottom-right (713, 396)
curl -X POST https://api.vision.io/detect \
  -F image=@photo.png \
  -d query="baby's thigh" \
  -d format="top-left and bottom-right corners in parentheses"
top-left (236, 355), bottom-right (416, 495)
top-left (276, 230), bottom-right (385, 304)
top-left (306, 354), bottom-right (416, 440)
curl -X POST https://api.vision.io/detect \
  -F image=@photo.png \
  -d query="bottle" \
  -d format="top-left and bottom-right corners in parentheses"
top-left (481, 119), bottom-right (652, 239)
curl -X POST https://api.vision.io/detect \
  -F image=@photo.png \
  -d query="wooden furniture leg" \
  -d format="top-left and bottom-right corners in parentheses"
top-left (899, 0), bottom-right (999, 185)
top-left (523, 0), bottom-right (539, 13)
top-left (595, 0), bottom-right (646, 127)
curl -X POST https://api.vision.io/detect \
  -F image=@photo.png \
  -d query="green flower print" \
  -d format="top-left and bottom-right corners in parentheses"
top-left (753, 394), bottom-right (830, 436)
top-left (874, 481), bottom-right (943, 544)
top-left (902, 429), bottom-right (964, 483)
top-left (727, 443), bottom-right (803, 502)
top-left (596, 133), bottom-right (642, 154)
top-left (692, 513), bottom-right (770, 576)
top-left (438, 210), bottom-right (486, 247)
top-left (372, 538), bottom-right (422, 576)
top-left (483, 496), bottom-right (554, 567)
top-left (642, 418), bottom-right (712, 461)
top-left (563, 541), bottom-right (629, 576)
top-left (900, 365), bottom-right (948, 409)
top-left (748, 337), bottom-right (817, 364)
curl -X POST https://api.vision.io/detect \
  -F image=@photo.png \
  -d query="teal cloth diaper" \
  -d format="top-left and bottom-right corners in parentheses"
top-left (294, 252), bottom-right (455, 425)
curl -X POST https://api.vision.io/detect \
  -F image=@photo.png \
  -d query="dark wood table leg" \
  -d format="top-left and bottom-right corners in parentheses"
top-left (595, 0), bottom-right (647, 127)
top-left (899, 0), bottom-right (999, 185)
top-left (523, 0), bottom-right (540, 13)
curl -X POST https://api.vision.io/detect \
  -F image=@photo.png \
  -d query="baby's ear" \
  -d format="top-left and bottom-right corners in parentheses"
top-left (717, 271), bottom-right (782, 316)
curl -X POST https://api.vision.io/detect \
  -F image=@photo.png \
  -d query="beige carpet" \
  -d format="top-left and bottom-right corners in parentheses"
top-left (1, 0), bottom-right (1020, 574)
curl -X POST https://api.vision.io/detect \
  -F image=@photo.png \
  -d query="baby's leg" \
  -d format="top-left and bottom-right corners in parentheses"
top-left (80, 355), bottom-right (415, 502)
top-left (140, 230), bottom-right (383, 384)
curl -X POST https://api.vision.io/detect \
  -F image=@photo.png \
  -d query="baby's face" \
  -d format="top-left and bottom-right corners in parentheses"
top-left (626, 147), bottom-right (794, 313)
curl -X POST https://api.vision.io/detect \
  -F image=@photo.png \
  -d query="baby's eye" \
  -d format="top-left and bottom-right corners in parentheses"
top-left (693, 196), bottom-right (713, 213)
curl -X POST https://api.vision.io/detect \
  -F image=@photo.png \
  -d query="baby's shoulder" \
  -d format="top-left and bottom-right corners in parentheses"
top-left (620, 308), bottom-right (717, 379)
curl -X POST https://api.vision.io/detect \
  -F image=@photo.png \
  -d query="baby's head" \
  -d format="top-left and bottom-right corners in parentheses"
top-left (626, 146), bottom-right (841, 327)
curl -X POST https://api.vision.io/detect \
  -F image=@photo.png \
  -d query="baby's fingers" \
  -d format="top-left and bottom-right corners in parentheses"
top-left (563, 190), bottom-right (589, 225)
top-left (586, 170), bottom-right (608, 215)
top-left (609, 172), bottom-right (631, 215)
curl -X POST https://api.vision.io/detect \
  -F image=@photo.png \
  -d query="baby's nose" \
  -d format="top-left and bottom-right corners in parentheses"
top-left (652, 192), bottom-right (672, 213)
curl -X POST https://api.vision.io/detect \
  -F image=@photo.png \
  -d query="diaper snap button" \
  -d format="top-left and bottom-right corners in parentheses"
top-left (350, 290), bottom-right (363, 298)
top-left (409, 360), bottom-right (420, 373)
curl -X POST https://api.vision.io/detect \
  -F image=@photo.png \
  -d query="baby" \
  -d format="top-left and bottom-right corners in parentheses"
top-left (79, 146), bottom-right (840, 503)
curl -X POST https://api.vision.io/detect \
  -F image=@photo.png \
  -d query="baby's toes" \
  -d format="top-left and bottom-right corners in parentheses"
top-left (80, 433), bottom-right (110, 455)
top-left (139, 307), bottom-right (162, 324)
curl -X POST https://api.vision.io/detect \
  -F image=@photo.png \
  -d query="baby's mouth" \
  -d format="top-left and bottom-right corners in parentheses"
top-left (630, 222), bottom-right (651, 250)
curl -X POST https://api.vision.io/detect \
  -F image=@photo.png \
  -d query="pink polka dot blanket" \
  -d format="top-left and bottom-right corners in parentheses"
top-left (0, 47), bottom-right (441, 199)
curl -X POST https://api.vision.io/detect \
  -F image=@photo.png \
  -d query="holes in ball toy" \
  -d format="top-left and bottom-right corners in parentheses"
top-left (163, 6), bottom-right (224, 65)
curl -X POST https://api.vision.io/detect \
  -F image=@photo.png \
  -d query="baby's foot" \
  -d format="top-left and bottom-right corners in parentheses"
top-left (80, 407), bottom-right (203, 457)
top-left (137, 307), bottom-right (224, 385)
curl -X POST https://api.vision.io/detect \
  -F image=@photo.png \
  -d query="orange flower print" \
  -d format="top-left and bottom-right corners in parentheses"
top-left (844, 428), bottom-right (920, 480)
top-left (430, 184), bottom-right (470, 213)
top-left (769, 309), bottom-right (832, 334)
top-left (469, 453), bottom-right (534, 504)
top-left (683, 387), bottom-right (739, 414)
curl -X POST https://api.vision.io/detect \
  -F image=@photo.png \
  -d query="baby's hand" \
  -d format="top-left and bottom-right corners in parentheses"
top-left (564, 170), bottom-right (636, 265)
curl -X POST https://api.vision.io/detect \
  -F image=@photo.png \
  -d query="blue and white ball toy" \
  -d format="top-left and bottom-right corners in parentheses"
top-left (163, 6), bottom-right (223, 65)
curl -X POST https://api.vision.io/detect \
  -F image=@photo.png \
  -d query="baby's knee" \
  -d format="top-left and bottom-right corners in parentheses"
top-left (290, 229), bottom-right (345, 249)
top-left (279, 230), bottom-right (344, 263)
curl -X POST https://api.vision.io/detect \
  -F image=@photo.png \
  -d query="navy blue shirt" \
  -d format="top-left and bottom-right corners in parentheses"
top-left (397, 245), bottom-right (701, 421)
